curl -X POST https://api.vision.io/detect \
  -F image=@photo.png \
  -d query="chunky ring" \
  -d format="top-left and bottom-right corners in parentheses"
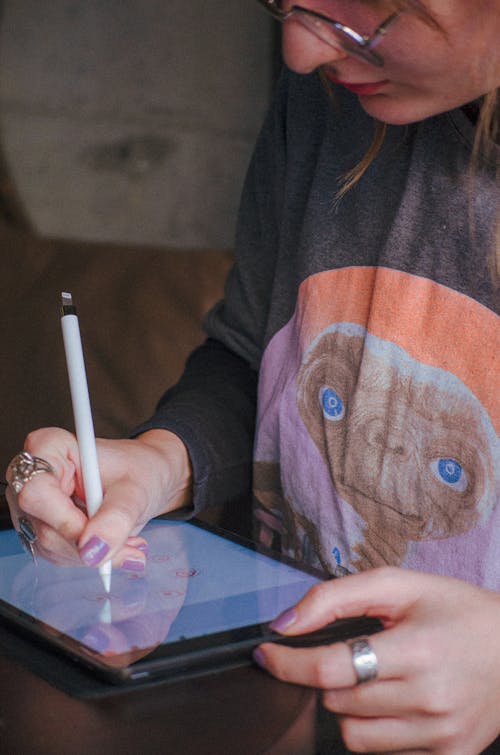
top-left (7, 451), bottom-right (54, 494)
top-left (347, 637), bottom-right (379, 684)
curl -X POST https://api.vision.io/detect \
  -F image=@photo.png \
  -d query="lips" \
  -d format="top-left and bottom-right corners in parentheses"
top-left (324, 72), bottom-right (389, 96)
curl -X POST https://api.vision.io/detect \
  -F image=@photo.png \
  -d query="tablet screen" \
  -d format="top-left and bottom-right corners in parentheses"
top-left (0, 519), bottom-right (321, 671)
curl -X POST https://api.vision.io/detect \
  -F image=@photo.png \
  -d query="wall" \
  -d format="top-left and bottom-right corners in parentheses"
top-left (0, 1), bottom-right (274, 248)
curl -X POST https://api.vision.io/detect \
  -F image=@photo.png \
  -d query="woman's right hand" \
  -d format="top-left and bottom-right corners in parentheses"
top-left (5, 427), bottom-right (192, 571)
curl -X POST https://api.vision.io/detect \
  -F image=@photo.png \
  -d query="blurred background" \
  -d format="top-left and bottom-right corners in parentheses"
top-left (0, 1), bottom-right (277, 474)
top-left (0, 0), bottom-right (275, 247)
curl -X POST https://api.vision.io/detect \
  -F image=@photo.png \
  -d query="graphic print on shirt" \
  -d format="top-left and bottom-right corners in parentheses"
top-left (253, 267), bottom-right (500, 588)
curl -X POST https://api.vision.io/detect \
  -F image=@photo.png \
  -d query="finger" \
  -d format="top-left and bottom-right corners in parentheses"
top-left (126, 535), bottom-right (149, 555)
top-left (269, 567), bottom-right (431, 636)
top-left (115, 544), bottom-right (147, 574)
top-left (323, 678), bottom-right (415, 718)
top-left (16, 473), bottom-right (88, 545)
top-left (6, 486), bottom-right (83, 566)
top-left (11, 432), bottom-right (90, 545)
top-left (23, 427), bottom-right (83, 496)
top-left (337, 713), bottom-right (439, 755)
top-left (32, 517), bottom-right (81, 565)
top-left (77, 478), bottom-right (150, 566)
top-left (255, 625), bottom-right (413, 690)
top-left (254, 641), bottom-right (364, 689)
top-left (22, 507), bottom-right (147, 572)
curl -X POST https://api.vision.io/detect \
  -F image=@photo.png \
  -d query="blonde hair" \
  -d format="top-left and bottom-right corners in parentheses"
top-left (330, 1), bottom-right (500, 281)
top-left (473, 89), bottom-right (500, 283)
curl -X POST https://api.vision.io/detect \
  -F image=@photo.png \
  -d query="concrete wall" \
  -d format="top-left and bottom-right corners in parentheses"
top-left (0, 1), bottom-right (274, 248)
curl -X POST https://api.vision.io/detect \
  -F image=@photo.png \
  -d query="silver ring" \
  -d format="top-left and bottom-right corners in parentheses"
top-left (7, 451), bottom-right (54, 494)
top-left (347, 637), bottom-right (378, 684)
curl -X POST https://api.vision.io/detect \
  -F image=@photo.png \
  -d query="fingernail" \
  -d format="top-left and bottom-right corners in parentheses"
top-left (253, 648), bottom-right (267, 668)
top-left (137, 542), bottom-right (149, 555)
top-left (79, 536), bottom-right (110, 567)
top-left (122, 557), bottom-right (146, 572)
top-left (82, 627), bottom-right (110, 653)
top-left (270, 608), bottom-right (298, 633)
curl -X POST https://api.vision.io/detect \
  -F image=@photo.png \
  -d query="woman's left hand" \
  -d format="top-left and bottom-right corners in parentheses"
top-left (254, 567), bottom-right (500, 755)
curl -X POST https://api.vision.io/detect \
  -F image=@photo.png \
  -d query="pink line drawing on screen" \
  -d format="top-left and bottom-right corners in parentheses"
top-left (176, 568), bottom-right (199, 578)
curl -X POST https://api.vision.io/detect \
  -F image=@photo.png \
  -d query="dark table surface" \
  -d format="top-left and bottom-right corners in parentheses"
top-left (0, 624), bottom-right (321, 755)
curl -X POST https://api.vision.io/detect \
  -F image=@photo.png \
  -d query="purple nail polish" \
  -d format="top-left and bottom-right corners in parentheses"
top-left (269, 608), bottom-right (298, 633)
top-left (122, 558), bottom-right (146, 572)
top-left (79, 536), bottom-right (110, 567)
top-left (137, 542), bottom-right (149, 555)
top-left (253, 648), bottom-right (267, 668)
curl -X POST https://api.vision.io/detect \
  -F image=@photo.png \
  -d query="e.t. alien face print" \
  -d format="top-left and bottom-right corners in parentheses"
top-left (253, 268), bottom-right (499, 586)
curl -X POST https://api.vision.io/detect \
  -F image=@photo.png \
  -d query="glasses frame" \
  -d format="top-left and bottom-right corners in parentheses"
top-left (255, 0), bottom-right (400, 67)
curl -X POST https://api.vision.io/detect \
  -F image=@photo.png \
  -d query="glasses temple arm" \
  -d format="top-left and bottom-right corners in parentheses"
top-left (366, 11), bottom-right (400, 48)
top-left (255, 0), bottom-right (291, 21)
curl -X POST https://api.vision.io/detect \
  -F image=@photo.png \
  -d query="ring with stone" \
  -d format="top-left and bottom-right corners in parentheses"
top-left (6, 451), bottom-right (55, 494)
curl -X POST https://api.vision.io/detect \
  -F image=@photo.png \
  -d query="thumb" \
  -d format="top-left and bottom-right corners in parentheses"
top-left (271, 567), bottom-right (426, 635)
top-left (78, 477), bottom-right (147, 567)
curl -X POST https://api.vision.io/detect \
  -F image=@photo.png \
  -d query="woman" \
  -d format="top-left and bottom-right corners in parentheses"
top-left (6, 1), bottom-right (500, 752)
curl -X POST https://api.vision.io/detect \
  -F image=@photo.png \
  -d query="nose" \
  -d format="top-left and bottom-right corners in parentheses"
top-left (281, 18), bottom-right (350, 74)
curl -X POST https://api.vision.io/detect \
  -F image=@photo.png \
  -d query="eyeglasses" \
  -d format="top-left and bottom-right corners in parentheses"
top-left (255, 0), bottom-right (400, 67)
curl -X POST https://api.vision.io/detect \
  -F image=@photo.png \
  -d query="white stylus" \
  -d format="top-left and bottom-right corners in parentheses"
top-left (61, 292), bottom-right (112, 593)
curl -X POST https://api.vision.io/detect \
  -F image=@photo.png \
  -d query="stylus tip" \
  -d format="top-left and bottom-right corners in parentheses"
top-left (100, 560), bottom-right (112, 594)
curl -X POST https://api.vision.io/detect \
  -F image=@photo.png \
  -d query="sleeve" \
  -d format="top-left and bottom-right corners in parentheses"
top-left (133, 338), bottom-right (258, 514)
top-left (132, 71), bottom-right (290, 514)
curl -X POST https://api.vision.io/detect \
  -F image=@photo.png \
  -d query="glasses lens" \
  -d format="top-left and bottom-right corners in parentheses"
top-left (293, 12), bottom-right (383, 66)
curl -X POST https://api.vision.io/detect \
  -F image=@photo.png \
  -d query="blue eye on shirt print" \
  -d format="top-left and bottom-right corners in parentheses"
top-left (319, 386), bottom-right (345, 421)
top-left (430, 458), bottom-right (468, 492)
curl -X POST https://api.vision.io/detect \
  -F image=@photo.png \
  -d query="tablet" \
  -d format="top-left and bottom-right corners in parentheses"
top-left (0, 517), bottom-right (380, 684)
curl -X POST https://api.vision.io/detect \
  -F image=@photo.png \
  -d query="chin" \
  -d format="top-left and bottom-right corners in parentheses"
top-left (357, 94), bottom-right (412, 125)
top-left (357, 93), bottom-right (449, 126)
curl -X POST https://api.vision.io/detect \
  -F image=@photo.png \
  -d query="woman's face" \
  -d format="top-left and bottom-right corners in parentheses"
top-left (281, 1), bottom-right (500, 124)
